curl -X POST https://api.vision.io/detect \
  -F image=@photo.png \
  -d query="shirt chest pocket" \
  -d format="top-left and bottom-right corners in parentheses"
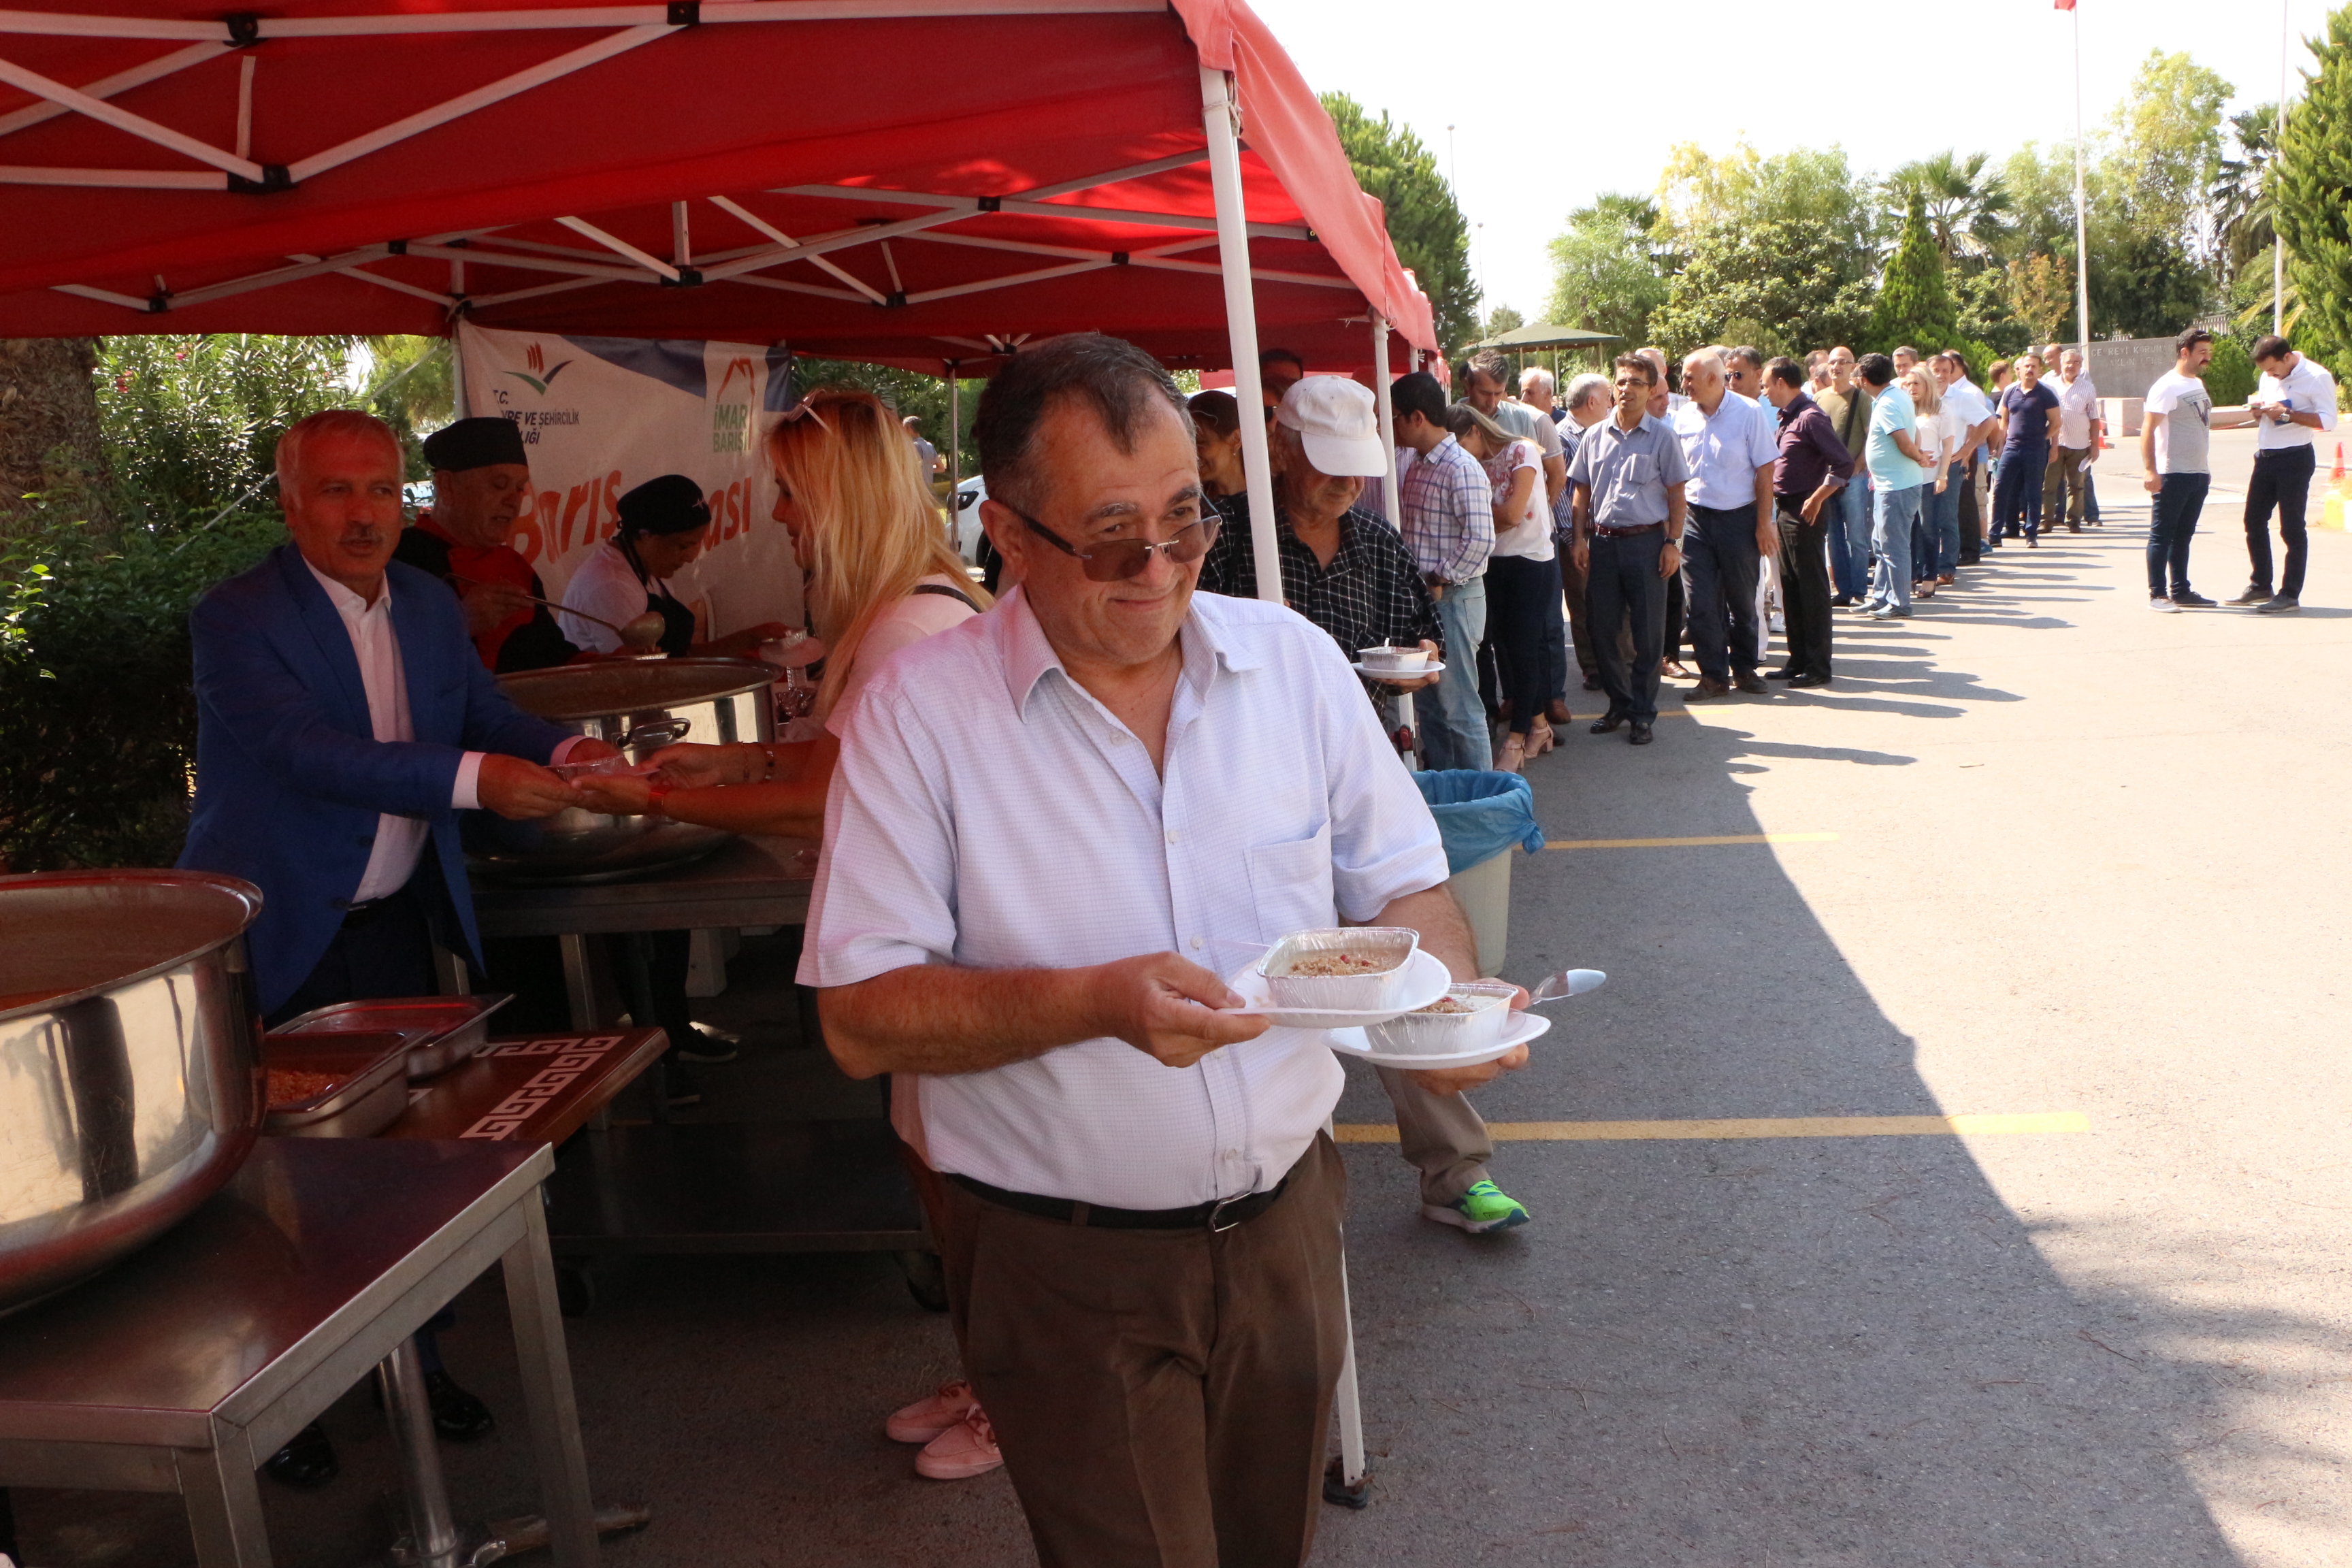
top-left (1618, 453), bottom-right (1655, 487)
top-left (1243, 823), bottom-right (1337, 945)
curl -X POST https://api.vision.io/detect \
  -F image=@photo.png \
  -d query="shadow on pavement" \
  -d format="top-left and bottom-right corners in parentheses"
top-left (1324, 545), bottom-right (2259, 1565)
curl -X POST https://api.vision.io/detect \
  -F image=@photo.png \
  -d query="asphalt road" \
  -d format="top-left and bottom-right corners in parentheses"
top-left (24, 460), bottom-right (2352, 1567)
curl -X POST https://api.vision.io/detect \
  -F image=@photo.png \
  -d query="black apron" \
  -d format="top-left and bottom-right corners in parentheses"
top-left (621, 536), bottom-right (698, 655)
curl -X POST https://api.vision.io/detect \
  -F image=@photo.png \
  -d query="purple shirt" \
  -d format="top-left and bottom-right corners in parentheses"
top-left (1771, 391), bottom-right (1857, 503)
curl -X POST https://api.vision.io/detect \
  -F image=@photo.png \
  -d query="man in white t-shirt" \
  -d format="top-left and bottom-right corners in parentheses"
top-left (2230, 333), bottom-right (2342, 613)
top-left (2142, 328), bottom-right (2219, 610)
top-left (1933, 352), bottom-right (1999, 563)
top-left (2044, 350), bottom-right (2101, 532)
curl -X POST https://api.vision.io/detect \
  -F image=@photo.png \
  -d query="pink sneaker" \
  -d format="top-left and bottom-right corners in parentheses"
top-left (886, 1379), bottom-right (979, 1444)
top-left (915, 1407), bottom-right (1002, 1481)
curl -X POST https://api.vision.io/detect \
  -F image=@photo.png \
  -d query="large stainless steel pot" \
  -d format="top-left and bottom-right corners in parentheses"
top-left (0, 869), bottom-right (266, 1311)
top-left (470, 657), bottom-right (777, 884)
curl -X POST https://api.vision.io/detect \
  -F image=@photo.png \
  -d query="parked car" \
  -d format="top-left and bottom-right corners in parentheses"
top-left (951, 475), bottom-right (988, 565)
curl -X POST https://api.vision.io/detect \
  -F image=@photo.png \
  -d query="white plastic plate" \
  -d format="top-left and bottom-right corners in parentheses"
top-left (1221, 947), bottom-right (1451, 1030)
top-left (1326, 1008), bottom-right (1549, 1068)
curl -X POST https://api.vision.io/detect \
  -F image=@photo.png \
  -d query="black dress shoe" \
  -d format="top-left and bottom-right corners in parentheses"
top-left (1734, 672), bottom-right (1768, 695)
top-left (427, 1371), bottom-right (497, 1441)
top-left (1765, 666), bottom-right (1799, 680)
top-left (1589, 712), bottom-right (1625, 734)
top-left (1788, 672), bottom-right (1831, 688)
top-left (265, 1422), bottom-right (339, 1488)
top-left (1627, 721), bottom-right (1654, 745)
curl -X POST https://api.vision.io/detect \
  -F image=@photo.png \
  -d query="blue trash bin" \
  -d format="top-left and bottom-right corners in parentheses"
top-left (1412, 770), bottom-right (1544, 977)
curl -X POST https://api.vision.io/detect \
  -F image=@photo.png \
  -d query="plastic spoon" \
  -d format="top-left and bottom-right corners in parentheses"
top-left (1524, 968), bottom-right (1607, 1004)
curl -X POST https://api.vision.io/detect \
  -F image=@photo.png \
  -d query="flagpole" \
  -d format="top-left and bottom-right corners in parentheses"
top-left (2276, 0), bottom-right (2289, 336)
top-left (2072, 0), bottom-right (2091, 355)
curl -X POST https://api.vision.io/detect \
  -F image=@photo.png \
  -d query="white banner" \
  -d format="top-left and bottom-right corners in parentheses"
top-left (455, 322), bottom-right (802, 638)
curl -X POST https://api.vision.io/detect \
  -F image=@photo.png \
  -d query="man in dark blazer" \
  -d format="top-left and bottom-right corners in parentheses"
top-left (178, 408), bottom-right (606, 1487)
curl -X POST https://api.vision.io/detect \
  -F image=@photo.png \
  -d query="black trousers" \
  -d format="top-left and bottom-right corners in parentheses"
top-left (1485, 554), bottom-right (1556, 739)
top-left (2244, 444), bottom-right (2317, 600)
top-left (1585, 530), bottom-right (1669, 723)
top-left (1680, 503), bottom-right (1763, 681)
top-left (1776, 506), bottom-right (1833, 679)
top-left (1957, 455), bottom-right (1984, 561)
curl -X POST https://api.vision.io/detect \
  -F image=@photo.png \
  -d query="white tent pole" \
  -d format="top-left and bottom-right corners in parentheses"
top-left (2070, 2), bottom-right (2090, 353)
top-left (1371, 311), bottom-right (1400, 531)
top-left (945, 361), bottom-right (962, 543)
top-left (1200, 63), bottom-right (1281, 608)
top-left (2277, 0), bottom-right (2290, 336)
top-left (451, 324), bottom-right (468, 416)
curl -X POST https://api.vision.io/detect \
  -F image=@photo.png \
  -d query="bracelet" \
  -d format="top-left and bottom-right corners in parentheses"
top-left (646, 782), bottom-right (672, 819)
top-left (759, 744), bottom-right (777, 784)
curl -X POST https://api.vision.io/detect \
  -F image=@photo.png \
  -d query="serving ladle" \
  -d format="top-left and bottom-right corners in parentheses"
top-left (456, 575), bottom-right (668, 649)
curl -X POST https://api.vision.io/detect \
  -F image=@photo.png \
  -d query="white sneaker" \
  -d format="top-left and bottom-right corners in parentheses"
top-left (917, 1407), bottom-right (1004, 1480)
top-left (886, 1379), bottom-right (979, 1444)
top-left (2149, 596), bottom-right (2180, 613)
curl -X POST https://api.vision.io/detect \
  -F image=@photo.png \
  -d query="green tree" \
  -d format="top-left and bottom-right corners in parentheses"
top-left (1648, 217), bottom-right (1874, 361)
top-left (1654, 142), bottom-right (1878, 263)
top-left (1480, 305), bottom-right (1524, 341)
top-left (1545, 193), bottom-right (1669, 346)
top-left (2105, 50), bottom-right (2234, 255)
top-left (1871, 191), bottom-right (1959, 350)
top-left (1884, 150), bottom-right (2012, 260)
top-left (1320, 93), bottom-right (1477, 352)
top-left (2212, 104), bottom-right (2281, 284)
top-left (2280, 5), bottom-right (2352, 376)
top-left (2203, 335), bottom-right (2258, 405)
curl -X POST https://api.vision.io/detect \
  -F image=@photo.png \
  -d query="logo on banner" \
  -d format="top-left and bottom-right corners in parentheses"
top-left (713, 356), bottom-right (755, 454)
top-left (503, 340), bottom-right (575, 395)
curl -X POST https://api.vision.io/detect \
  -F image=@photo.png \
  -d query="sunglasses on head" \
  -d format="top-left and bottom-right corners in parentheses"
top-left (1007, 504), bottom-right (1221, 582)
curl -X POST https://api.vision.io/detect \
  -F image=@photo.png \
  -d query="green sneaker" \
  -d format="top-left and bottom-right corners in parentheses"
top-left (1423, 1179), bottom-right (1530, 1234)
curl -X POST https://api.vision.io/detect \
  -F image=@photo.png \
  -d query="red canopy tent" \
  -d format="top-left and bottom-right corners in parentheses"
top-left (0, 0), bottom-right (1438, 600)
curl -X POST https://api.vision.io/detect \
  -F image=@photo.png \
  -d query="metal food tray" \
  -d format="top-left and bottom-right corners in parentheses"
top-left (1259, 928), bottom-right (1422, 1013)
top-left (273, 992), bottom-right (514, 1079)
top-left (1364, 980), bottom-right (1516, 1058)
top-left (262, 1030), bottom-right (419, 1139)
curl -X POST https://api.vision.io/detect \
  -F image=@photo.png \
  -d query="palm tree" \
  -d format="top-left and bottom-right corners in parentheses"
top-left (2212, 103), bottom-right (2278, 284)
top-left (1884, 151), bottom-right (2012, 261)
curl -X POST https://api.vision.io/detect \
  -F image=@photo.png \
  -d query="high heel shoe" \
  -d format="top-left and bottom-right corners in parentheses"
top-left (1526, 718), bottom-right (1555, 756)
top-left (1494, 736), bottom-right (1526, 773)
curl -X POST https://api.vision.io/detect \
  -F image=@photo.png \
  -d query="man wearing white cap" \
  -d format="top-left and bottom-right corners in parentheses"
top-left (1201, 375), bottom-right (1537, 1237)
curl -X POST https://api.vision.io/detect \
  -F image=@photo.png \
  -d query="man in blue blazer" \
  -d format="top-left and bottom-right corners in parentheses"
top-left (178, 408), bottom-right (608, 1486)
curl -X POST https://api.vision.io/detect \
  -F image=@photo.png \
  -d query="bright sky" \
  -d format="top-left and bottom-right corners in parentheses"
top-left (1250, 0), bottom-right (2338, 323)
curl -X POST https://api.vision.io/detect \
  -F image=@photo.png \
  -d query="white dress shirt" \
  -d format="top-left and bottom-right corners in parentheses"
top-left (800, 585), bottom-right (1449, 1209)
top-left (1671, 391), bottom-right (1780, 510)
top-left (2256, 355), bottom-right (2341, 452)
top-left (304, 560), bottom-right (486, 904)
top-left (2054, 373), bottom-right (2100, 448)
top-left (557, 540), bottom-right (675, 654)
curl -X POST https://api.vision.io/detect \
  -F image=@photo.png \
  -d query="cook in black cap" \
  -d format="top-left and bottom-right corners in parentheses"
top-left (557, 472), bottom-right (794, 657)
top-left (395, 415), bottom-right (583, 671)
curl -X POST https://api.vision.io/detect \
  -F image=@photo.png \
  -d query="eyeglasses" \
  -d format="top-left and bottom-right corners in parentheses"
top-left (1008, 504), bottom-right (1221, 582)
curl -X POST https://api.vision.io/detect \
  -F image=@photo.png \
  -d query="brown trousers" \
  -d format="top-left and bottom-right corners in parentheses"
top-left (2042, 446), bottom-right (2088, 528)
top-left (941, 1135), bottom-right (1350, 1568)
top-left (1373, 1066), bottom-right (1492, 1205)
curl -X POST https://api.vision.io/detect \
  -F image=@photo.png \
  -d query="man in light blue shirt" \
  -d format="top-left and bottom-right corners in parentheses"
top-left (1857, 353), bottom-right (1929, 619)
top-left (1670, 349), bottom-right (1780, 696)
top-left (1569, 355), bottom-right (1691, 743)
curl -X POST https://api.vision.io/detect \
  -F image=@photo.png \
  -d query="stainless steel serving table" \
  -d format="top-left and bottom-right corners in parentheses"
top-left (466, 837), bottom-right (928, 1275)
top-left (0, 1137), bottom-right (595, 1568)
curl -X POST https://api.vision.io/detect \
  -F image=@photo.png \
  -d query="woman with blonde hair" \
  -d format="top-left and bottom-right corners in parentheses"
top-left (1905, 366), bottom-right (1962, 595)
top-left (577, 387), bottom-right (987, 836)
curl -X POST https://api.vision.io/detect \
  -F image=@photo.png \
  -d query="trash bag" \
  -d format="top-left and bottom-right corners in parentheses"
top-left (1411, 769), bottom-right (1545, 876)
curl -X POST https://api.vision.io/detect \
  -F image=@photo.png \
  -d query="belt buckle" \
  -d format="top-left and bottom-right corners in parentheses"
top-left (1207, 1194), bottom-right (1250, 1233)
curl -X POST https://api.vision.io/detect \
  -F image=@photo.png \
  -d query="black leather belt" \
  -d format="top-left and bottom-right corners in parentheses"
top-left (1591, 523), bottom-right (1663, 538)
top-left (953, 1171), bottom-right (1292, 1232)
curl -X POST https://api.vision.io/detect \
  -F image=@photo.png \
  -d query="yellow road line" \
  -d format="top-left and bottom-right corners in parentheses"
top-left (1544, 831), bottom-right (1840, 850)
top-left (1333, 1113), bottom-right (2087, 1143)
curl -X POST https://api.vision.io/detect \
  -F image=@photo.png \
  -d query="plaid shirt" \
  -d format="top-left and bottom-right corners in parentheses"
top-left (1198, 495), bottom-right (1445, 666)
top-left (1396, 435), bottom-right (1493, 584)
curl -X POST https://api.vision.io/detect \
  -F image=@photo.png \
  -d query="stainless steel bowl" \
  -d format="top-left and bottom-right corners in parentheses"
top-left (470, 657), bottom-right (778, 884)
top-left (0, 869), bottom-right (266, 1311)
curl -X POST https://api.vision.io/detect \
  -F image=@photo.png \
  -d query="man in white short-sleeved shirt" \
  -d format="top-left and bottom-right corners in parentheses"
top-left (800, 333), bottom-right (1526, 1565)
top-left (2142, 328), bottom-right (2219, 609)
top-left (2231, 333), bottom-right (2342, 612)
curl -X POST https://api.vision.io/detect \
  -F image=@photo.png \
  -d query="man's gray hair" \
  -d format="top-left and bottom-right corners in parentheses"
top-left (1682, 346), bottom-right (1729, 378)
top-left (973, 333), bottom-right (1187, 512)
top-left (274, 408), bottom-right (401, 495)
top-left (1564, 373), bottom-right (1612, 414)
top-left (1518, 365), bottom-right (1556, 400)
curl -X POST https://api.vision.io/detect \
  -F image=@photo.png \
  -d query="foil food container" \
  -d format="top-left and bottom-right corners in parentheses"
top-left (1364, 981), bottom-right (1516, 1058)
top-left (272, 993), bottom-right (514, 1079)
top-left (1259, 928), bottom-right (1422, 1013)
top-left (1358, 645), bottom-right (1431, 672)
top-left (261, 1030), bottom-right (418, 1138)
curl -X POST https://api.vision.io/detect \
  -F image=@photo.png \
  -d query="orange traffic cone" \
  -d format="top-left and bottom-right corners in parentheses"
top-left (2334, 442), bottom-right (2346, 483)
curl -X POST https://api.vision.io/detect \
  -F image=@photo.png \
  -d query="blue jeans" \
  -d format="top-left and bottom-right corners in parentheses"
top-left (2149, 472), bottom-right (2209, 600)
top-left (1424, 575), bottom-right (1489, 769)
top-left (1993, 448), bottom-right (2044, 540)
top-left (1867, 483), bottom-right (1921, 612)
top-left (1831, 477), bottom-right (1871, 598)
top-left (1925, 465), bottom-right (1963, 576)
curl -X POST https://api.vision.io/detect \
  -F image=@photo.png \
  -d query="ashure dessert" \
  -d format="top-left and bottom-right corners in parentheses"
top-left (1280, 950), bottom-right (1403, 978)
top-left (266, 1067), bottom-right (342, 1107)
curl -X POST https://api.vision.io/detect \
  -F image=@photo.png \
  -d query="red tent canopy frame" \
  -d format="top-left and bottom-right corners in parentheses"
top-left (0, 0), bottom-right (1437, 598)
